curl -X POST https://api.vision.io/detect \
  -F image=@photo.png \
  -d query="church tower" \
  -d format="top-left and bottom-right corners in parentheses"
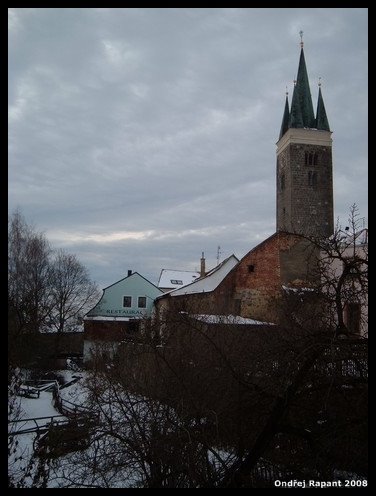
top-left (276, 34), bottom-right (334, 238)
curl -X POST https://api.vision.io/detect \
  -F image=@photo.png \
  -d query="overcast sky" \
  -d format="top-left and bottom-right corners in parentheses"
top-left (9, 8), bottom-right (368, 288)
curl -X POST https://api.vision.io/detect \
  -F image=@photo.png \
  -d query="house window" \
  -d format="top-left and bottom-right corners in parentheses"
top-left (308, 171), bottom-right (317, 188)
top-left (345, 302), bottom-right (361, 334)
top-left (123, 296), bottom-right (132, 308)
top-left (138, 296), bottom-right (147, 308)
top-left (343, 258), bottom-right (359, 278)
top-left (248, 264), bottom-right (255, 273)
top-left (313, 153), bottom-right (318, 165)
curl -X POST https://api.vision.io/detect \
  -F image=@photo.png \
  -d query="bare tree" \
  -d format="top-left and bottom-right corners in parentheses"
top-left (71, 211), bottom-right (367, 487)
top-left (44, 336), bottom-right (238, 488)
top-left (283, 204), bottom-right (368, 338)
top-left (8, 210), bottom-right (100, 366)
top-left (314, 204), bottom-right (368, 337)
top-left (48, 250), bottom-right (100, 334)
top-left (8, 210), bottom-right (53, 363)
top-left (20, 297), bottom-right (367, 487)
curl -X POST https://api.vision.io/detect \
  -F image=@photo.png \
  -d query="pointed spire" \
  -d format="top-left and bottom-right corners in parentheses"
top-left (290, 45), bottom-right (316, 128)
top-left (315, 79), bottom-right (330, 131)
top-left (278, 34), bottom-right (331, 138)
top-left (279, 89), bottom-right (290, 139)
top-left (290, 79), bottom-right (304, 128)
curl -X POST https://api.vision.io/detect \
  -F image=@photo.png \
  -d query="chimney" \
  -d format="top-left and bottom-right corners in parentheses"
top-left (200, 252), bottom-right (206, 277)
top-left (127, 270), bottom-right (132, 277)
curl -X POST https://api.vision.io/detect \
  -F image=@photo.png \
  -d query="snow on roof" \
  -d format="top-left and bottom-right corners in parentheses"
top-left (282, 285), bottom-right (315, 293)
top-left (190, 314), bottom-right (275, 326)
top-left (84, 316), bottom-right (136, 322)
top-left (354, 228), bottom-right (368, 245)
top-left (157, 269), bottom-right (200, 289)
top-left (163, 255), bottom-right (239, 296)
top-left (332, 228), bottom-right (368, 247)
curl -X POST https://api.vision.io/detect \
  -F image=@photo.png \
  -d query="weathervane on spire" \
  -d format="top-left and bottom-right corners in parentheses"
top-left (318, 76), bottom-right (322, 87)
top-left (299, 30), bottom-right (304, 48)
top-left (286, 85), bottom-right (288, 96)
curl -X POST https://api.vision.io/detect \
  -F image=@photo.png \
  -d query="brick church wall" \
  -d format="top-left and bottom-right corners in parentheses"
top-left (157, 232), bottom-right (315, 324)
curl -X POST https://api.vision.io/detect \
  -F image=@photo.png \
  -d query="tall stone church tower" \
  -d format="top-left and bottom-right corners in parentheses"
top-left (276, 37), bottom-right (334, 238)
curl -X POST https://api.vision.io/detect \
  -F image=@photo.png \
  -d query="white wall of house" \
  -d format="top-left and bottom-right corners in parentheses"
top-left (86, 272), bottom-right (163, 319)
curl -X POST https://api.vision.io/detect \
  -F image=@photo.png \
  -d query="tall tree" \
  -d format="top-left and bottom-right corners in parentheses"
top-left (8, 210), bottom-right (100, 365)
top-left (8, 210), bottom-right (53, 337)
top-left (317, 204), bottom-right (367, 336)
top-left (48, 249), bottom-right (100, 334)
top-left (292, 204), bottom-right (368, 337)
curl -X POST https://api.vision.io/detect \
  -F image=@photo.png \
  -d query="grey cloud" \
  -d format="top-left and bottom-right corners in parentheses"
top-left (9, 8), bottom-right (368, 287)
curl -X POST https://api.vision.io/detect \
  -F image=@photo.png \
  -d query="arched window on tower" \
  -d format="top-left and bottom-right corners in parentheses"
top-left (308, 171), bottom-right (318, 188)
top-left (305, 152), bottom-right (318, 166)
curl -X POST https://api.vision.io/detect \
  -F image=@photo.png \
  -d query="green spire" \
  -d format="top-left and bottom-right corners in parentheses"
top-left (290, 48), bottom-right (316, 128)
top-left (279, 93), bottom-right (290, 140)
top-left (278, 34), bottom-right (331, 139)
top-left (316, 84), bottom-right (330, 131)
top-left (289, 81), bottom-right (304, 128)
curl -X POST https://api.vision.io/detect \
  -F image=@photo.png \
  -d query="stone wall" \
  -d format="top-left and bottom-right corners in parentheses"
top-left (277, 130), bottom-right (334, 238)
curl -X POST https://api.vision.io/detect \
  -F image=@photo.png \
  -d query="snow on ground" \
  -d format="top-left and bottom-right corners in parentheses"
top-left (19, 391), bottom-right (62, 420)
top-left (57, 371), bottom-right (90, 405)
top-left (9, 390), bottom-right (64, 488)
top-left (10, 368), bottom-right (233, 488)
top-left (9, 370), bottom-right (89, 488)
top-left (8, 431), bottom-right (37, 487)
top-left (8, 368), bottom-right (143, 487)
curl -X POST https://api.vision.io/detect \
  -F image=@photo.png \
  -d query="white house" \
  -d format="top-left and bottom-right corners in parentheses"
top-left (83, 270), bottom-right (163, 362)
